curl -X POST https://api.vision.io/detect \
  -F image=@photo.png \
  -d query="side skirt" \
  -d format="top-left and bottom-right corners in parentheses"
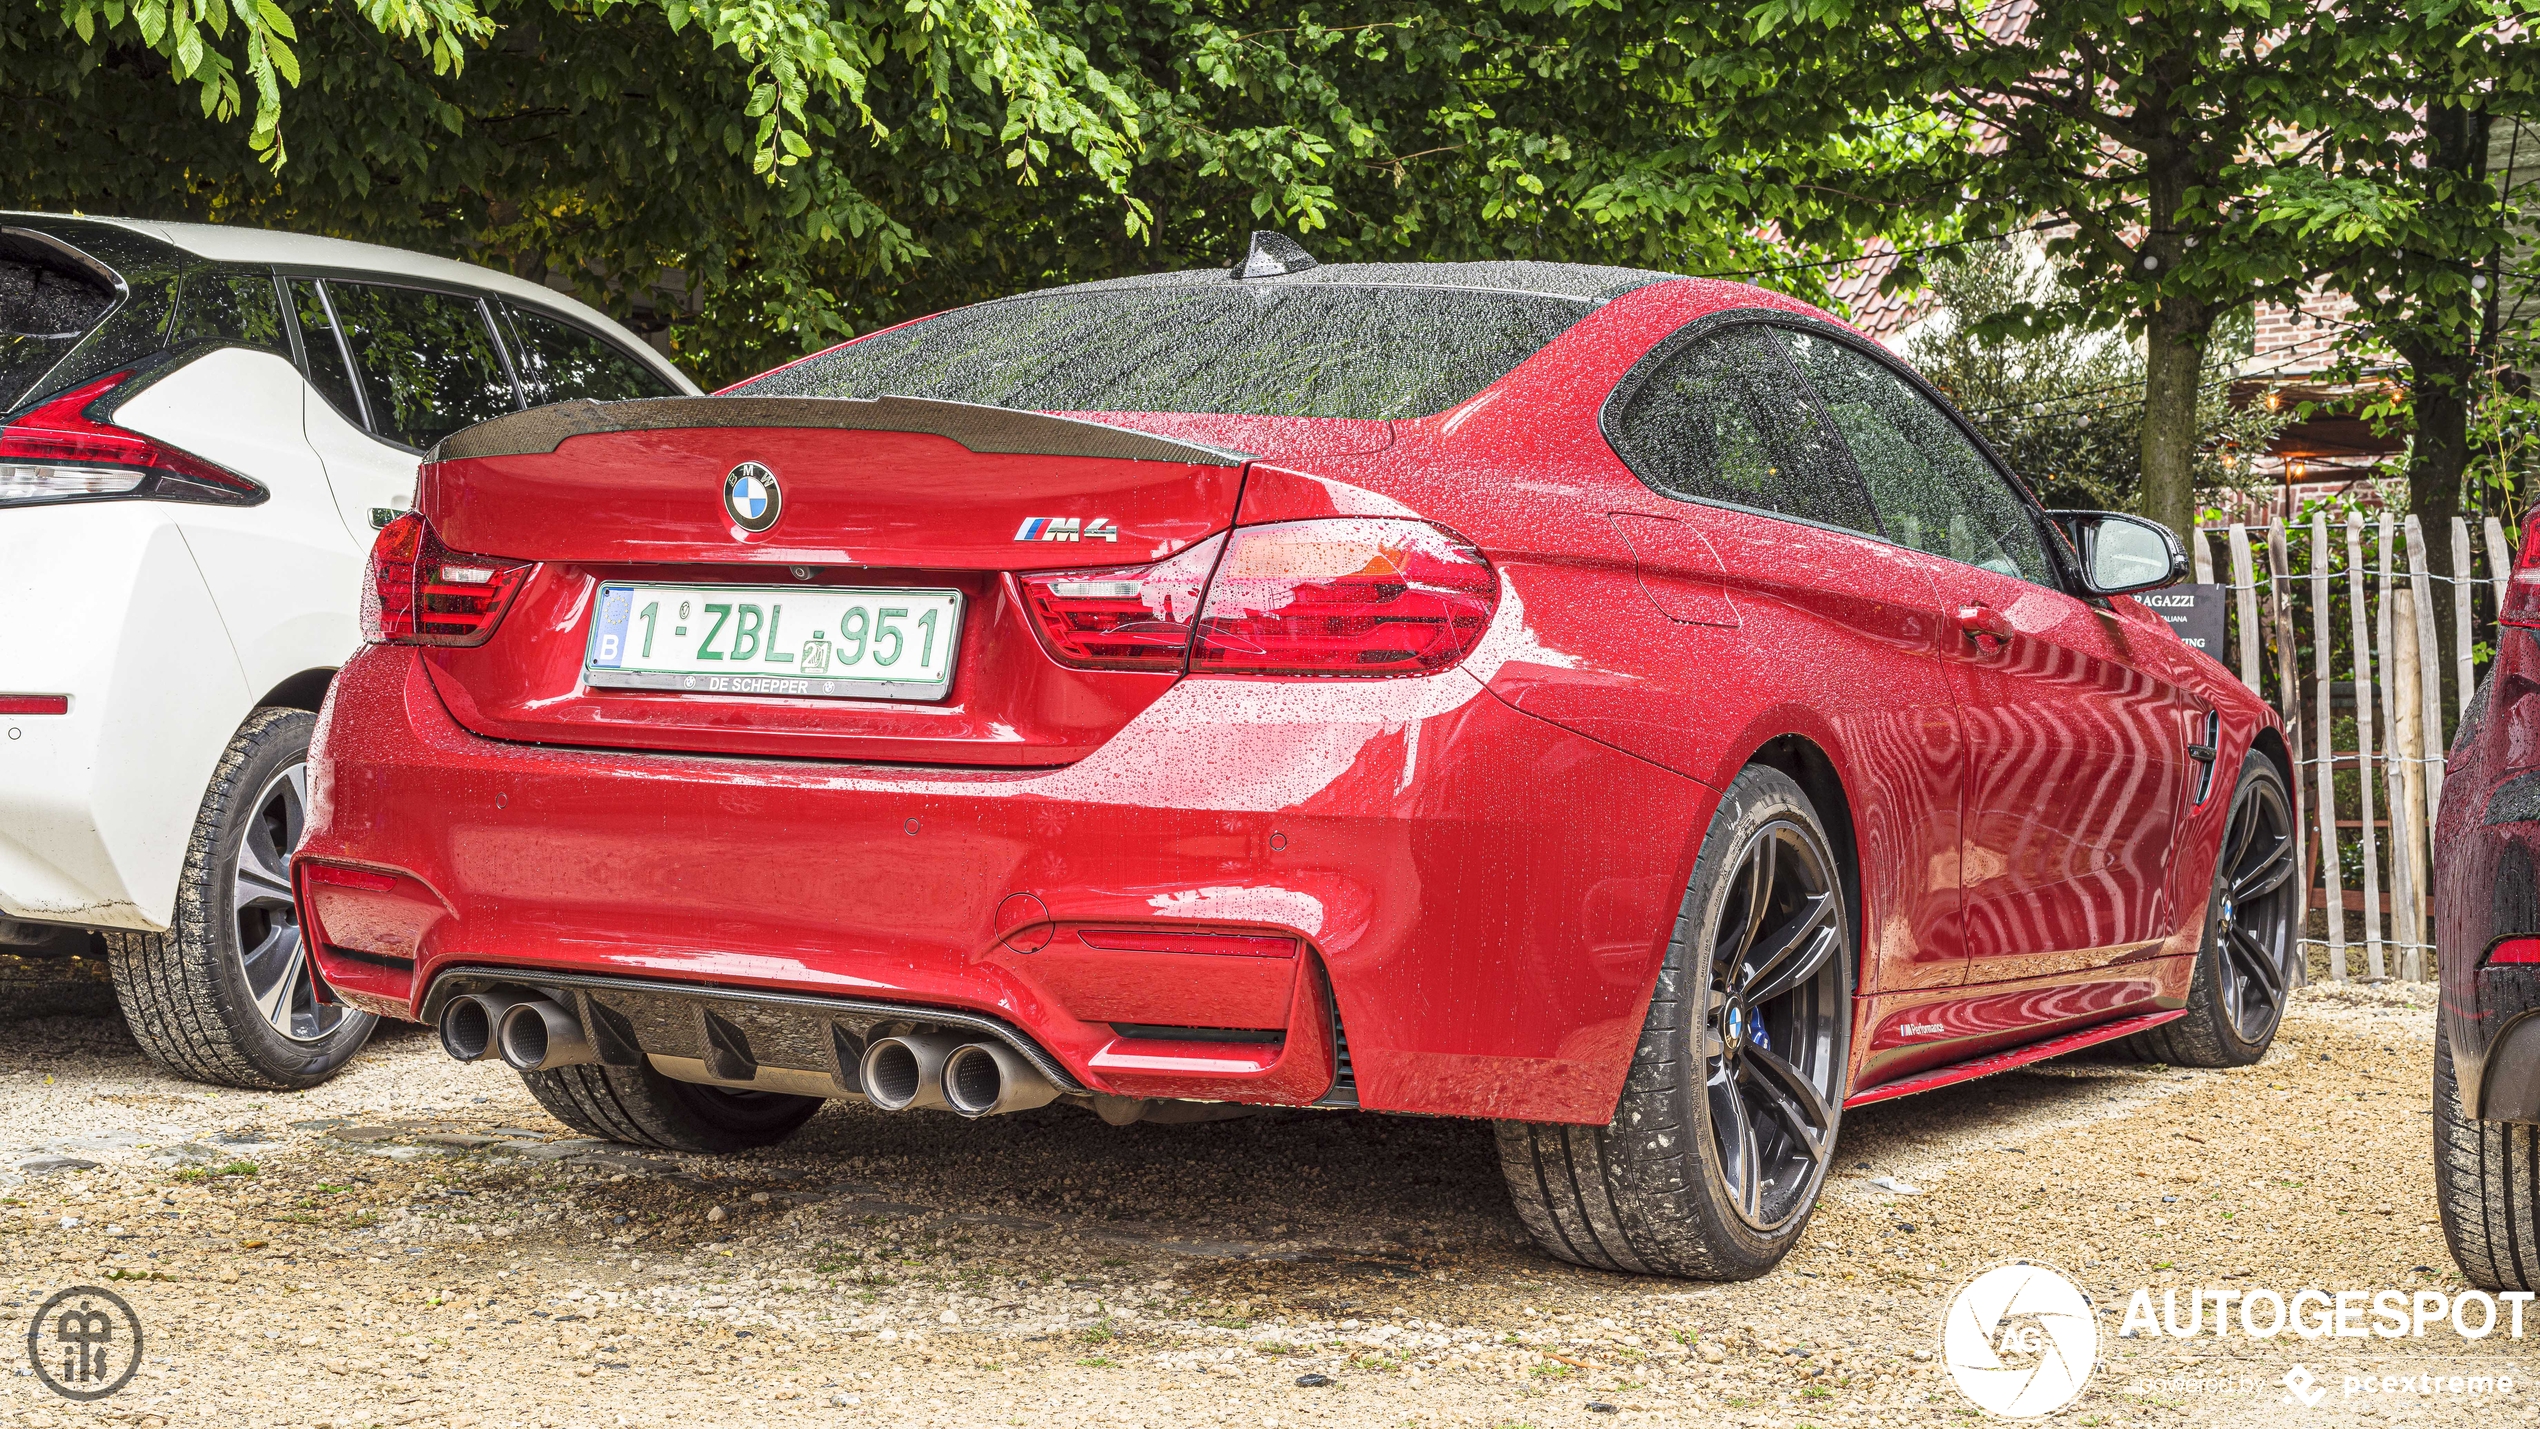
top-left (1841, 1009), bottom-right (2187, 1109)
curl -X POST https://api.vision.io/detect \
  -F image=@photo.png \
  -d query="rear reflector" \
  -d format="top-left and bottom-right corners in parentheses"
top-left (2489, 937), bottom-right (2540, 965)
top-left (362, 512), bottom-right (533, 646)
top-left (2505, 511), bottom-right (2540, 630)
top-left (1076, 928), bottom-right (1299, 958)
top-left (1019, 535), bottom-right (1223, 671)
top-left (301, 862), bottom-right (399, 893)
top-left (0, 695), bottom-right (69, 715)
top-left (1193, 519), bottom-right (1497, 676)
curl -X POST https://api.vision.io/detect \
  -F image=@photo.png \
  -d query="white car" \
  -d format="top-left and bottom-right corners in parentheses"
top-left (0, 213), bottom-right (697, 1087)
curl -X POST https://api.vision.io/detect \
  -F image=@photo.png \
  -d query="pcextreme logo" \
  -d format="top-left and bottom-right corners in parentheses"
top-left (1939, 1261), bottom-right (2098, 1418)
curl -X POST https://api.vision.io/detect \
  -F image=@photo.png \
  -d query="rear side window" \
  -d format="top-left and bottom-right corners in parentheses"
top-left (326, 283), bottom-right (521, 448)
top-left (503, 305), bottom-right (674, 404)
top-left (287, 280), bottom-right (366, 426)
top-left (738, 284), bottom-right (1591, 421)
top-left (171, 270), bottom-right (288, 356)
top-left (1608, 324), bottom-right (1879, 535)
top-left (0, 235), bottom-right (119, 410)
top-left (1774, 328), bottom-right (2052, 585)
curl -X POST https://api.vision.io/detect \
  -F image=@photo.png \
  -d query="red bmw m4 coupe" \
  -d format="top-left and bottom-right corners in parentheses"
top-left (298, 236), bottom-right (2292, 1278)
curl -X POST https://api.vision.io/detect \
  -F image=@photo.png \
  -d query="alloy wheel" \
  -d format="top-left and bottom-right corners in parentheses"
top-left (1701, 820), bottom-right (1847, 1232)
top-left (228, 761), bottom-right (348, 1043)
top-left (2213, 771), bottom-right (2299, 1043)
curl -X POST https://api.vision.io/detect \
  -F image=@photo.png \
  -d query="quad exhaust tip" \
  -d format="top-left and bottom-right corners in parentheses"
top-left (497, 997), bottom-right (600, 1071)
top-left (438, 991), bottom-right (530, 1063)
top-left (859, 1032), bottom-right (966, 1113)
top-left (443, 992), bottom-right (1061, 1114)
top-left (861, 1033), bottom-right (1059, 1117)
top-left (438, 990), bottom-right (599, 1071)
top-left (942, 1041), bottom-right (1061, 1119)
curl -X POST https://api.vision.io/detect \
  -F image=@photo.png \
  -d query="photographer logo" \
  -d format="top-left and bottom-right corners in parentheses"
top-left (1941, 1261), bottom-right (2097, 1418)
top-left (24, 1285), bottom-right (143, 1401)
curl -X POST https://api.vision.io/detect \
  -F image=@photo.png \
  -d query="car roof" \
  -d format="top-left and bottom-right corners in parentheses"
top-left (2, 211), bottom-right (698, 391)
top-left (1026, 258), bottom-right (1678, 305)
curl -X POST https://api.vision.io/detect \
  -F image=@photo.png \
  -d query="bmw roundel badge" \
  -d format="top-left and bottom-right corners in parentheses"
top-left (724, 461), bottom-right (780, 533)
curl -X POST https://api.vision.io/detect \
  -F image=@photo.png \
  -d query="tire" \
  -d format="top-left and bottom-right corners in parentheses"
top-left (2435, 1019), bottom-right (2540, 1289)
top-left (106, 707), bottom-right (377, 1089)
top-left (1495, 764), bottom-right (1852, 1279)
top-left (2130, 751), bottom-right (2298, 1069)
top-left (516, 1061), bottom-right (823, 1154)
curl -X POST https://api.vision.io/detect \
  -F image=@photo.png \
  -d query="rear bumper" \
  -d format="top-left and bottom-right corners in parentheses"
top-left (302, 644), bottom-right (1713, 1121)
top-left (0, 506), bottom-right (250, 930)
top-left (2438, 774), bottom-right (2540, 1120)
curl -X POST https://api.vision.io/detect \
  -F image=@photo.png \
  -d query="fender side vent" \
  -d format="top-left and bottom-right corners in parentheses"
top-left (2189, 710), bottom-right (2222, 804)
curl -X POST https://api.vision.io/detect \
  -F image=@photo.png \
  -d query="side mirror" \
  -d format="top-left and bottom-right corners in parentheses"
top-left (2046, 510), bottom-right (2190, 596)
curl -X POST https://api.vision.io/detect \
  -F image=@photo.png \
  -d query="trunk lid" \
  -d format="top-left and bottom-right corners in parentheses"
top-left (417, 395), bottom-right (1250, 766)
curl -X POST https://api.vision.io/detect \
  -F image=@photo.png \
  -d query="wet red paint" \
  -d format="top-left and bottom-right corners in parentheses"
top-left (298, 273), bottom-right (2278, 1121)
top-left (1841, 1008), bottom-right (2189, 1108)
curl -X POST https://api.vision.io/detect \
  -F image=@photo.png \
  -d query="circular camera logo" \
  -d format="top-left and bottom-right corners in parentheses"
top-left (1940, 1261), bottom-right (2096, 1418)
top-left (24, 1285), bottom-right (143, 1402)
top-left (724, 461), bottom-right (781, 533)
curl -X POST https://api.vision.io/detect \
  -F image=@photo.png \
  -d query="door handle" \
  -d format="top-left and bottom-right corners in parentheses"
top-left (1955, 603), bottom-right (2014, 649)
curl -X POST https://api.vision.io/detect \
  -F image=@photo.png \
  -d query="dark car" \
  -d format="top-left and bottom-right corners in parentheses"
top-left (2435, 508), bottom-right (2540, 1288)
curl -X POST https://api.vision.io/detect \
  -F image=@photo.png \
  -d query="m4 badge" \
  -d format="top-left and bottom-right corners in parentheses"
top-left (1014, 517), bottom-right (1117, 543)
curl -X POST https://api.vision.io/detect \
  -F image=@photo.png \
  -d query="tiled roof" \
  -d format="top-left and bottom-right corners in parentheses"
top-left (1821, 243), bottom-right (1928, 351)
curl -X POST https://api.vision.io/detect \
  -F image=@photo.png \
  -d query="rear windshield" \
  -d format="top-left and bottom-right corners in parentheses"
top-left (738, 283), bottom-right (1593, 420)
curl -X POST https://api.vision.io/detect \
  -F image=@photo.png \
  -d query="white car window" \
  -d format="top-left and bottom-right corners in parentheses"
top-left (326, 282), bottom-right (520, 450)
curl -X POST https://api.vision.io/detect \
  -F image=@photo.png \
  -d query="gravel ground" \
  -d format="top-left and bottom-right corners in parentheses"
top-left (0, 981), bottom-right (2517, 1429)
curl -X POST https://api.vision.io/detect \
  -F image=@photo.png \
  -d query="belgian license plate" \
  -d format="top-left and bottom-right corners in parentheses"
top-left (583, 582), bottom-right (963, 701)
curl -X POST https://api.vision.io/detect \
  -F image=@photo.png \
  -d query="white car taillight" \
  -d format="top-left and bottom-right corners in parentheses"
top-left (0, 371), bottom-right (264, 508)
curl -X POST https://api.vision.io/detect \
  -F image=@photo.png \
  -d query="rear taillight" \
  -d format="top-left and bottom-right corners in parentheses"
top-left (1192, 518), bottom-right (1498, 676)
top-left (0, 695), bottom-right (70, 715)
top-left (362, 512), bottom-right (533, 646)
top-left (1019, 535), bottom-right (1224, 671)
top-left (2504, 512), bottom-right (2540, 629)
top-left (0, 371), bottom-right (263, 508)
top-left (2488, 937), bottom-right (2540, 965)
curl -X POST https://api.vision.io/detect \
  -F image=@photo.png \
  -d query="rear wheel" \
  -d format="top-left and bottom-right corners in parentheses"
top-left (2434, 1019), bottom-right (2540, 1290)
top-left (1496, 765), bottom-right (1851, 1279)
top-left (108, 708), bottom-right (376, 1089)
top-left (2131, 751), bottom-right (2297, 1069)
top-left (517, 1061), bottom-right (823, 1154)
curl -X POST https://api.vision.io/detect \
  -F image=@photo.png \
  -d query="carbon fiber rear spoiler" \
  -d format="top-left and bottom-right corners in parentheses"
top-left (434, 394), bottom-right (1251, 466)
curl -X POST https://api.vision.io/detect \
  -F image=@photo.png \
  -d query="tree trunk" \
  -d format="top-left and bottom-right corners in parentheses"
top-left (2402, 335), bottom-right (2472, 723)
top-left (2398, 101), bottom-right (2489, 728)
top-left (2139, 312), bottom-right (2206, 540)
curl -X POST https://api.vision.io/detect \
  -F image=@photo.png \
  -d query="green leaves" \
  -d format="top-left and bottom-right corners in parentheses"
top-left (37, 0), bottom-right (492, 162)
top-left (12, 0), bottom-right (1927, 389)
top-left (35, 0), bottom-right (1142, 191)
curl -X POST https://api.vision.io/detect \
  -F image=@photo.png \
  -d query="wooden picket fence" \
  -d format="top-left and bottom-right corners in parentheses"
top-left (2193, 511), bottom-right (2519, 982)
